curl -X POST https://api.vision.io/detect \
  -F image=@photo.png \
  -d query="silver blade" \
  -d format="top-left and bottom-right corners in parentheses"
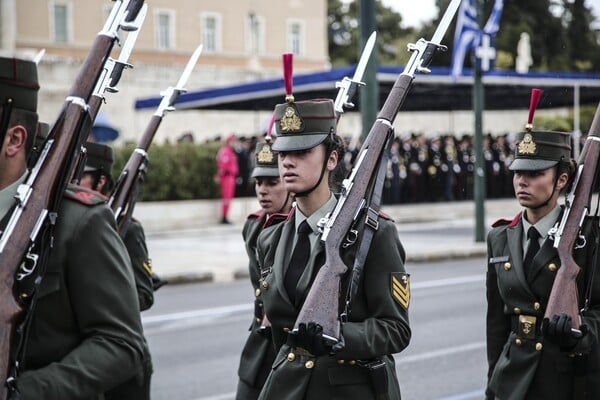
top-left (431, 0), bottom-right (462, 44)
top-left (175, 44), bottom-right (204, 90)
top-left (352, 31), bottom-right (376, 83)
top-left (117, 3), bottom-right (147, 64)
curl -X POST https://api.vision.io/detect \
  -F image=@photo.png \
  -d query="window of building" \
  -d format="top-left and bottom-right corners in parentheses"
top-left (287, 20), bottom-right (304, 56)
top-left (246, 13), bottom-right (265, 55)
top-left (155, 9), bottom-right (175, 50)
top-left (51, 2), bottom-right (71, 43)
top-left (201, 13), bottom-right (221, 53)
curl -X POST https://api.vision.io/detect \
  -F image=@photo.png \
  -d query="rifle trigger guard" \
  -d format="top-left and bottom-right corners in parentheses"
top-left (16, 251), bottom-right (39, 281)
top-left (342, 229), bottom-right (358, 248)
top-left (575, 235), bottom-right (586, 250)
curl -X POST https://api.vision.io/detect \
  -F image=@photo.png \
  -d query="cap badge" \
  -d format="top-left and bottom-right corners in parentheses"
top-left (518, 133), bottom-right (537, 155)
top-left (280, 106), bottom-right (302, 132)
top-left (257, 144), bottom-right (275, 164)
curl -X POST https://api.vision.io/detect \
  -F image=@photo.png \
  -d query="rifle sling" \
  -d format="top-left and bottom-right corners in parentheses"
top-left (342, 131), bottom-right (393, 319)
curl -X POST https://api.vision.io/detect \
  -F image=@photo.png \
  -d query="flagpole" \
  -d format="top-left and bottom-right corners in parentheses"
top-left (473, 0), bottom-right (486, 243)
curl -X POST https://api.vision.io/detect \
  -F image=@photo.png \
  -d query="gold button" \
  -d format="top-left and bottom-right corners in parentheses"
top-left (534, 302), bottom-right (541, 310)
top-left (514, 307), bottom-right (521, 315)
top-left (536, 342), bottom-right (543, 351)
top-left (337, 359), bottom-right (345, 365)
top-left (305, 360), bottom-right (315, 369)
top-left (287, 352), bottom-right (296, 362)
top-left (255, 317), bottom-right (261, 323)
top-left (504, 262), bottom-right (511, 271)
top-left (548, 263), bottom-right (557, 272)
top-left (262, 281), bottom-right (269, 289)
top-left (348, 360), bottom-right (356, 365)
top-left (283, 327), bottom-right (291, 333)
top-left (255, 288), bottom-right (261, 297)
top-left (515, 338), bottom-right (522, 346)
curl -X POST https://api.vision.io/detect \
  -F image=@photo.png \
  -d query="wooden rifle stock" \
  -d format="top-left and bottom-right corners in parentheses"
top-left (544, 102), bottom-right (600, 328)
top-left (109, 44), bottom-right (202, 237)
top-left (293, 0), bottom-right (461, 344)
top-left (0, 1), bottom-right (143, 396)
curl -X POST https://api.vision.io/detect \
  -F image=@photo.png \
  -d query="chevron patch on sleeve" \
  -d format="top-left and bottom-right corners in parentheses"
top-left (391, 272), bottom-right (410, 310)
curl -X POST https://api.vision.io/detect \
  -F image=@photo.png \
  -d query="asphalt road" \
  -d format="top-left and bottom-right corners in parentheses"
top-left (142, 256), bottom-right (488, 400)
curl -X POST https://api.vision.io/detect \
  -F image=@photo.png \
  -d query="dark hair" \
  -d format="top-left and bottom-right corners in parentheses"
top-left (323, 130), bottom-right (347, 193)
top-left (557, 157), bottom-right (577, 194)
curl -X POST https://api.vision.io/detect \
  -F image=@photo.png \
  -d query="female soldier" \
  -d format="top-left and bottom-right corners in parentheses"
top-left (255, 98), bottom-right (411, 400)
top-left (486, 98), bottom-right (600, 399)
top-left (236, 139), bottom-right (293, 400)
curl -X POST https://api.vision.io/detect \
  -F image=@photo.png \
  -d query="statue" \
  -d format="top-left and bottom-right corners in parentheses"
top-left (515, 32), bottom-right (532, 74)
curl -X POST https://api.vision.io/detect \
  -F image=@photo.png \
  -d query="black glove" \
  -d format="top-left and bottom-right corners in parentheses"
top-left (288, 322), bottom-right (345, 356)
top-left (151, 273), bottom-right (168, 291)
top-left (542, 313), bottom-right (587, 351)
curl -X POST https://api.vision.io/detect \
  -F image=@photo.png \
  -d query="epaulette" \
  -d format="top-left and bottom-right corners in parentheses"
top-left (63, 184), bottom-right (107, 206)
top-left (263, 211), bottom-right (291, 229)
top-left (492, 212), bottom-right (521, 228)
top-left (247, 209), bottom-right (265, 220)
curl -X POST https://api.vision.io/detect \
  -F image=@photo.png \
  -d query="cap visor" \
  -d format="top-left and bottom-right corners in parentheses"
top-left (251, 167), bottom-right (280, 178)
top-left (509, 158), bottom-right (558, 171)
top-left (272, 133), bottom-right (327, 152)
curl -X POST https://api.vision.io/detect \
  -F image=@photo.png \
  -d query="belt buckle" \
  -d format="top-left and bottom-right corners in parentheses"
top-left (519, 315), bottom-right (537, 340)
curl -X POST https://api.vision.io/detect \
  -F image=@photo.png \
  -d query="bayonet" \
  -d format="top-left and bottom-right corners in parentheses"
top-left (334, 31), bottom-right (376, 115)
top-left (155, 44), bottom-right (203, 117)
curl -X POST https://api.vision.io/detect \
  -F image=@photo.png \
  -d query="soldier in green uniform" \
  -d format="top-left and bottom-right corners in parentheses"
top-left (236, 139), bottom-right (293, 400)
top-left (486, 121), bottom-right (600, 399)
top-left (0, 56), bottom-right (146, 399)
top-left (255, 98), bottom-right (411, 400)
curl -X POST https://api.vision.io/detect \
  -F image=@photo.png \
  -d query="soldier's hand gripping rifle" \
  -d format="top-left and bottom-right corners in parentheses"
top-left (108, 45), bottom-right (203, 236)
top-left (0, 1), bottom-right (145, 396)
top-left (292, 0), bottom-right (462, 346)
top-left (544, 102), bottom-right (600, 330)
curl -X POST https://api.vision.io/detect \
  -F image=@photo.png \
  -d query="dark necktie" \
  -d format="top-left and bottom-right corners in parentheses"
top-left (284, 220), bottom-right (312, 303)
top-left (523, 227), bottom-right (541, 276)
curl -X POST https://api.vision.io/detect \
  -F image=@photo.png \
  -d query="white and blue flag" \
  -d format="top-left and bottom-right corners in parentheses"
top-left (450, 0), bottom-right (504, 79)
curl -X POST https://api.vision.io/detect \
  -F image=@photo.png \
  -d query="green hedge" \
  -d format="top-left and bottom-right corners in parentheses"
top-left (112, 141), bottom-right (222, 201)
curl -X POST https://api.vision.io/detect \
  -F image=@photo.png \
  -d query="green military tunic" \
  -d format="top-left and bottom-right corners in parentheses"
top-left (122, 218), bottom-right (155, 312)
top-left (255, 197), bottom-right (411, 400)
top-left (236, 210), bottom-right (283, 400)
top-left (486, 209), bottom-right (600, 400)
top-left (5, 185), bottom-right (146, 399)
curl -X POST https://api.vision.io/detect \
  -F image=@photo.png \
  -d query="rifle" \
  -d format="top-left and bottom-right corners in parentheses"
top-left (544, 102), bottom-right (600, 330)
top-left (292, 0), bottom-right (462, 345)
top-left (0, 1), bottom-right (145, 396)
top-left (108, 44), bottom-right (203, 237)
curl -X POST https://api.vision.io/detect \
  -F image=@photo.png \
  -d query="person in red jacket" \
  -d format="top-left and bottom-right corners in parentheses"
top-left (216, 134), bottom-right (239, 224)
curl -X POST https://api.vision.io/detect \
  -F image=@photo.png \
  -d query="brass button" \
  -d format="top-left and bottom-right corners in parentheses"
top-left (262, 281), bottom-right (269, 289)
top-left (515, 338), bottom-right (522, 346)
top-left (287, 352), bottom-right (296, 362)
top-left (504, 262), bottom-right (511, 271)
top-left (255, 317), bottom-right (261, 323)
top-left (514, 307), bottom-right (521, 315)
top-left (536, 342), bottom-right (543, 351)
top-left (283, 327), bottom-right (291, 333)
top-left (348, 360), bottom-right (357, 365)
top-left (305, 360), bottom-right (315, 369)
top-left (534, 302), bottom-right (541, 311)
top-left (548, 263), bottom-right (557, 272)
top-left (255, 288), bottom-right (261, 297)
top-left (337, 359), bottom-right (345, 365)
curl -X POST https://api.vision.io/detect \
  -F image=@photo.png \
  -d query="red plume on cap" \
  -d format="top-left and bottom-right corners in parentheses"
top-left (282, 53), bottom-right (294, 103)
top-left (265, 112), bottom-right (275, 142)
top-left (526, 88), bottom-right (543, 131)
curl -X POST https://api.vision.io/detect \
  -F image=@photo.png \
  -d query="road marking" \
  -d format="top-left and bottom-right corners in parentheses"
top-left (436, 389), bottom-right (485, 400)
top-left (397, 341), bottom-right (485, 364)
top-left (142, 274), bottom-right (484, 327)
top-left (191, 392), bottom-right (235, 400)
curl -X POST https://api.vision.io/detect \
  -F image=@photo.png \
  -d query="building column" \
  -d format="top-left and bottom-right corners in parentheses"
top-left (0, 0), bottom-right (17, 52)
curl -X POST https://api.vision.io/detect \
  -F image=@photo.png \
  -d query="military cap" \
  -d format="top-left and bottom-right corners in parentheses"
top-left (84, 142), bottom-right (114, 174)
top-left (508, 88), bottom-right (571, 171)
top-left (251, 141), bottom-right (279, 178)
top-left (0, 56), bottom-right (39, 112)
top-left (271, 99), bottom-right (336, 152)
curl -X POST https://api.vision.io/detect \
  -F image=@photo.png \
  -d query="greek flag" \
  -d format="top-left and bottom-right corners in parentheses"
top-left (450, 0), bottom-right (504, 79)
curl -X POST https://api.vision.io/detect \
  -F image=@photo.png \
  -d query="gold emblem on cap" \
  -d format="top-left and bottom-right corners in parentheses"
top-left (280, 106), bottom-right (302, 132)
top-left (257, 144), bottom-right (275, 164)
top-left (518, 133), bottom-right (537, 155)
